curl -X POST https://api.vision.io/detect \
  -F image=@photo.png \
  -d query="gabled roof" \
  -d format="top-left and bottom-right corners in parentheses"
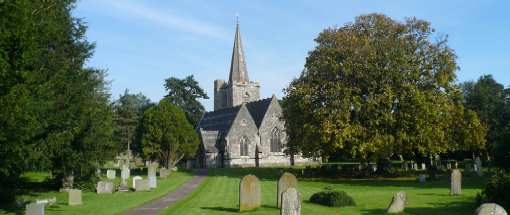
top-left (198, 105), bottom-right (241, 133)
top-left (245, 97), bottom-right (272, 128)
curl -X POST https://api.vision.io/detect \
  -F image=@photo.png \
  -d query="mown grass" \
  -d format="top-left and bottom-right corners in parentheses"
top-left (0, 171), bottom-right (194, 215)
top-left (163, 168), bottom-right (486, 215)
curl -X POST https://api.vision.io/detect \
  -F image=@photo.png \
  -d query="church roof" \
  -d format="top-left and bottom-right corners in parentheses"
top-left (245, 97), bottom-right (272, 128)
top-left (199, 130), bottom-right (220, 153)
top-left (228, 21), bottom-right (249, 84)
top-left (199, 105), bottom-right (242, 133)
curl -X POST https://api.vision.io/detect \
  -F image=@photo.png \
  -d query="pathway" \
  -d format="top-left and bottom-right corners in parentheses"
top-left (121, 169), bottom-right (208, 215)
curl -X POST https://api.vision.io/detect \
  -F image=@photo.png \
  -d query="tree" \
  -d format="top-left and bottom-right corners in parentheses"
top-left (164, 75), bottom-right (209, 127)
top-left (0, 0), bottom-right (116, 196)
top-left (282, 14), bottom-right (486, 166)
top-left (461, 75), bottom-right (510, 168)
top-left (113, 89), bottom-right (152, 154)
top-left (140, 99), bottom-right (199, 168)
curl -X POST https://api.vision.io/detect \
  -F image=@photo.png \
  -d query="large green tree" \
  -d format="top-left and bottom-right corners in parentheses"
top-left (164, 75), bottom-right (208, 127)
top-left (0, 0), bottom-right (115, 197)
top-left (461, 75), bottom-right (510, 168)
top-left (140, 99), bottom-right (199, 168)
top-left (113, 89), bottom-right (152, 154)
top-left (282, 14), bottom-right (486, 165)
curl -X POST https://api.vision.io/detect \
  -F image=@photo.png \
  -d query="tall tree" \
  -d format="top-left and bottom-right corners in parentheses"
top-left (0, 0), bottom-right (116, 197)
top-left (461, 75), bottom-right (510, 168)
top-left (113, 89), bottom-right (152, 154)
top-left (140, 99), bottom-right (199, 168)
top-left (282, 14), bottom-right (486, 166)
top-left (164, 75), bottom-right (208, 127)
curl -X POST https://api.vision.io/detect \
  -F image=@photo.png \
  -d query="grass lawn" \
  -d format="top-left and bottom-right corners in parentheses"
top-left (163, 168), bottom-right (486, 215)
top-left (0, 170), bottom-right (194, 215)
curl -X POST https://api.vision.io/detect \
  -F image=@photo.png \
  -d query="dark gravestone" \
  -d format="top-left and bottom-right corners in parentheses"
top-left (277, 172), bottom-right (298, 208)
top-left (239, 174), bottom-right (261, 212)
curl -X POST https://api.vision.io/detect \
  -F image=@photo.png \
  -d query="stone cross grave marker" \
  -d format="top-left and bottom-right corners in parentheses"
top-left (280, 187), bottom-right (301, 215)
top-left (25, 202), bottom-right (44, 215)
top-left (239, 174), bottom-right (261, 212)
top-left (450, 169), bottom-right (462, 195)
top-left (68, 189), bottom-right (82, 206)
top-left (96, 181), bottom-right (114, 194)
top-left (106, 169), bottom-right (116, 180)
top-left (277, 172), bottom-right (298, 208)
top-left (474, 203), bottom-right (508, 215)
top-left (387, 191), bottom-right (407, 213)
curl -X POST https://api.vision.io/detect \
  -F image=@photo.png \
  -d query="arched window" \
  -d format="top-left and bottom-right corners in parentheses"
top-left (240, 136), bottom-right (248, 156)
top-left (270, 128), bottom-right (281, 152)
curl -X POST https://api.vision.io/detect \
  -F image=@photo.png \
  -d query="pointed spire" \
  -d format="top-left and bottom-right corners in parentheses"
top-left (229, 19), bottom-right (249, 84)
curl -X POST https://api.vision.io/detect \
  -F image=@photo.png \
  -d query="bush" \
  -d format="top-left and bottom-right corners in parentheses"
top-left (476, 170), bottom-right (510, 210)
top-left (309, 190), bottom-right (355, 207)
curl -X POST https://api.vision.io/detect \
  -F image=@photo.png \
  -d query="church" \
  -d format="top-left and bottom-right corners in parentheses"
top-left (196, 23), bottom-right (311, 168)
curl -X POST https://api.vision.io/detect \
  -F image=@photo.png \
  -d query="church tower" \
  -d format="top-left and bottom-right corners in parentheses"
top-left (214, 21), bottom-right (260, 111)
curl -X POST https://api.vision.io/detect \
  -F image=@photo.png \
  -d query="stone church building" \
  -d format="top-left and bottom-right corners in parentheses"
top-left (196, 23), bottom-right (311, 168)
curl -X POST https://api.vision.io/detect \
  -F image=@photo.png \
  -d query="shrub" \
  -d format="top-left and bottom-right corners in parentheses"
top-left (309, 190), bottom-right (355, 207)
top-left (476, 170), bottom-right (510, 210)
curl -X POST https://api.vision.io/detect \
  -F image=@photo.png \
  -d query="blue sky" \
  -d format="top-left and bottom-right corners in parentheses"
top-left (74, 0), bottom-right (510, 111)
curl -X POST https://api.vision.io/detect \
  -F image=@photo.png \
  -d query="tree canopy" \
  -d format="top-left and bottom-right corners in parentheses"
top-left (0, 0), bottom-right (116, 197)
top-left (140, 99), bottom-right (199, 168)
top-left (164, 75), bottom-right (209, 127)
top-left (282, 14), bottom-right (486, 163)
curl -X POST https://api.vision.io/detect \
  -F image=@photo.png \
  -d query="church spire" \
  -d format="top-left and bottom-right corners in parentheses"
top-left (229, 19), bottom-right (249, 84)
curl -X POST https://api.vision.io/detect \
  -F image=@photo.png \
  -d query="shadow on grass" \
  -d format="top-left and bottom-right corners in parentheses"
top-left (207, 167), bottom-right (487, 190)
top-left (361, 201), bottom-right (477, 215)
top-left (200, 206), bottom-right (239, 213)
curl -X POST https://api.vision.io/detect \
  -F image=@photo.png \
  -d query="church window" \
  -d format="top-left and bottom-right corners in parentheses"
top-left (270, 128), bottom-right (281, 152)
top-left (240, 136), bottom-right (248, 156)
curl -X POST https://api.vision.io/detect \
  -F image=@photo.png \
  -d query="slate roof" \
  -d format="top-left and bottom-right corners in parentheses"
top-left (245, 97), bottom-right (272, 128)
top-left (199, 105), bottom-right (241, 133)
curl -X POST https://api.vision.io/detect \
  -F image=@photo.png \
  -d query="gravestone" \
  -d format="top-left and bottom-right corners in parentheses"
top-left (148, 176), bottom-right (157, 189)
top-left (106, 169), bottom-right (116, 180)
top-left (412, 163), bottom-right (418, 170)
top-left (148, 164), bottom-right (157, 188)
top-left (121, 165), bottom-right (130, 180)
top-left (386, 191), bottom-right (407, 213)
top-left (239, 174), bottom-right (261, 212)
top-left (96, 181), bottom-right (114, 194)
top-left (475, 157), bottom-right (483, 176)
top-left (159, 167), bottom-right (168, 178)
top-left (418, 174), bottom-right (426, 183)
top-left (450, 169), bottom-right (462, 195)
top-left (135, 179), bottom-right (150, 191)
top-left (26, 202), bottom-right (44, 215)
top-left (475, 203), bottom-right (508, 215)
top-left (280, 187), bottom-right (301, 215)
top-left (277, 172), bottom-right (298, 208)
top-left (60, 175), bottom-right (74, 192)
top-left (68, 189), bottom-right (82, 206)
top-left (421, 163), bottom-right (426, 170)
top-left (148, 164), bottom-right (157, 177)
top-left (132, 176), bottom-right (143, 188)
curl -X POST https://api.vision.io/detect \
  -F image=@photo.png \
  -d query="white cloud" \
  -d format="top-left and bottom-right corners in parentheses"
top-left (100, 0), bottom-right (228, 40)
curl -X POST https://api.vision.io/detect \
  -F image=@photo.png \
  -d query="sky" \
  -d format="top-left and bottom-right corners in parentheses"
top-left (74, 0), bottom-right (510, 111)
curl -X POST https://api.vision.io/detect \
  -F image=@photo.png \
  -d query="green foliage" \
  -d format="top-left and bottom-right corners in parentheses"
top-left (476, 170), bottom-right (510, 210)
top-left (461, 75), bottom-right (510, 168)
top-left (164, 75), bottom-right (209, 127)
top-left (113, 89), bottom-right (152, 154)
top-left (0, 0), bottom-right (116, 199)
top-left (282, 14), bottom-right (486, 163)
top-left (310, 190), bottom-right (356, 207)
top-left (141, 99), bottom-right (199, 168)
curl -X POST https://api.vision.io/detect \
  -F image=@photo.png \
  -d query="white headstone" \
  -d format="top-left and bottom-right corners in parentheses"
top-left (148, 176), bottom-right (157, 189)
top-left (421, 163), bottom-right (426, 170)
top-left (121, 165), bottom-right (130, 180)
top-left (280, 188), bottom-right (301, 215)
top-left (450, 169), bottom-right (462, 195)
top-left (106, 169), bottom-right (116, 180)
top-left (132, 176), bottom-right (143, 188)
top-left (25, 202), bottom-right (44, 215)
top-left (387, 191), bottom-right (406, 213)
top-left (96, 181), bottom-right (114, 194)
top-left (475, 203), bottom-right (508, 215)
